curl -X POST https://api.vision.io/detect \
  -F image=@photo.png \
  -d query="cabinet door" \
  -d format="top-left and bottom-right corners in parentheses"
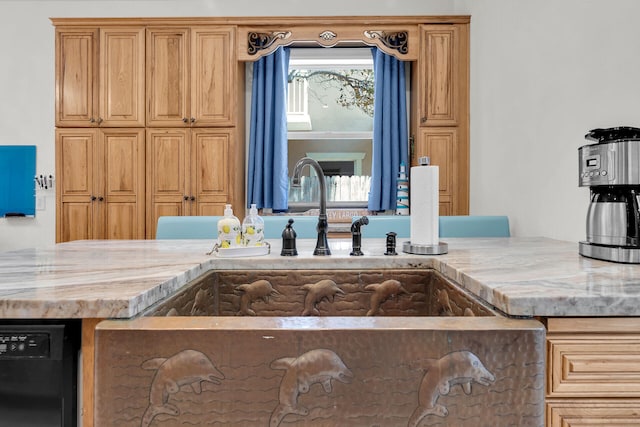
top-left (99, 28), bottom-right (145, 126)
top-left (416, 129), bottom-right (460, 216)
top-left (190, 129), bottom-right (232, 216)
top-left (56, 29), bottom-right (98, 127)
top-left (102, 129), bottom-right (146, 239)
top-left (146, 129), bottom-right (189, 238)
top-left (56, 129), bottom-right (99, 242)
top-left (419, 25), bottom-right (458, 127)
top-left (146, 28), bottom-right (190, 126)
top-left (190, 27), bottom-right (235, 127)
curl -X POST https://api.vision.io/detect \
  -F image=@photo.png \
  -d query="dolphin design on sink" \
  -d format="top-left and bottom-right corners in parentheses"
top-left (408, 350), bottom-right (495, 427)
top-left (269, 348), bottom-right (353, 426)
top-left (140, 349), bottom-right (224, 427)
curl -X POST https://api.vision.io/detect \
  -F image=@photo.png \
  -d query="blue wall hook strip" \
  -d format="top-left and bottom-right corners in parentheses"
top-left (0, 145), bottom-right (36, 217)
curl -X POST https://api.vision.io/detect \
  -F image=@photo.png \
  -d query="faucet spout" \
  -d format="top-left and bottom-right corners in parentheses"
top-left (292, 157), bottom-right (330, 255)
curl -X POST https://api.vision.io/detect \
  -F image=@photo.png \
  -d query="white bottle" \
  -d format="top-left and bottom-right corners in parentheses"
top-left (242, 204), bottom-right (265, 246)
top-left (217, 204), bottom-right (241, 248)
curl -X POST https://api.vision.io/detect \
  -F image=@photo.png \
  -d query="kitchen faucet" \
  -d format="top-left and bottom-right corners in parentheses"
top-left (291, 157), bottom-right (331, 255)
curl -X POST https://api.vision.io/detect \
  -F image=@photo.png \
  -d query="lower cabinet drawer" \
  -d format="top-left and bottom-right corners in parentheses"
top-left (547, 400), bottom-right (640, 426)
top-left (548, 336), bottom-right (640, 397)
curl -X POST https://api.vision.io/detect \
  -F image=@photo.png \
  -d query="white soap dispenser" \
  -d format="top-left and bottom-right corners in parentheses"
top-left (217, 204), bottom-right (241, 248)
top-left (242, 204), bottom-right (265, 246)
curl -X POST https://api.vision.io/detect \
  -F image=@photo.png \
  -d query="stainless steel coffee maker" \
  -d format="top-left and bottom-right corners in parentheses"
top-left (579, 126), bottom-right (640, 263)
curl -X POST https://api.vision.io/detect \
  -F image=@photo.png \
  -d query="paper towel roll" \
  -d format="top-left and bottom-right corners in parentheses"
top-left (410, 164), bottom-right (439, 245)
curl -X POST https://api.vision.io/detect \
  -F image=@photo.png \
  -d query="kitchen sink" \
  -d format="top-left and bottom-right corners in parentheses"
top-left (143, 269), bottom-right (497, 317)
top-left (95, 269), bottom-right (544, 427)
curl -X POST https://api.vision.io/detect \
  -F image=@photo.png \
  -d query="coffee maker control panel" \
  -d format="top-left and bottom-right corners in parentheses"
top-left (579, 144), bottom-right (615, 186)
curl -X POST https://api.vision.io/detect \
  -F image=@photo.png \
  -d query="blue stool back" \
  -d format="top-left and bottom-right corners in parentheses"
top-left (156, 216), bottom-right (221, 239)
top-left (439, 215), bottom-right (510, 237)
top-left (352, 215), bottom-right (510, 238)
top-left (262, 216), bottom-right (319, 239)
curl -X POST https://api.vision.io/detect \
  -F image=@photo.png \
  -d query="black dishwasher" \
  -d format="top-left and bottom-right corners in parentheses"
top-left (0, 320), bottom-right (80, 427)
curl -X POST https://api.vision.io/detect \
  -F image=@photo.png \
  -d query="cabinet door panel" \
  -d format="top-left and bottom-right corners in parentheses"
top-left (191, 28), bottom-right (235, 126)
top-left (548, 336), bottom-right (640, 397)
top-left (100, 28), bottom-right (145, 126)
top-left (191, 130), bottom-right (229, 196)
top-left (56, 29), bottom-right (97, 126)
top-left (147, 29), bottom-right (189, 126)
top-left (416, 129), bottom-right (456, 215)
top-left (146, 129), bottom-right (189, 237)
top-left (547, 400), bottom-right (640, 426)
top-left (420, 25), bottom-right (457, 126)
top-left (102, 129), bottom-right (145, 238)
top-left (56, 129), bottom-right (99, 242)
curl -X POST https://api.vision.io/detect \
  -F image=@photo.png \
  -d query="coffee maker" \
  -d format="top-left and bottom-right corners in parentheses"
top-left (579, 126), bottom-right (640, 263)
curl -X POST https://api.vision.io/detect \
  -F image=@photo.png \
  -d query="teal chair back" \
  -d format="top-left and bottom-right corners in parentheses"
top-left (354, 215), bottom-right (411, 238)
top-left (439, 215), bottom-right (510, 237)
top-left (156, 216), bottom-right (221, 239)
top-left (352, 215), bottom-right (510, 238)
top-left (262, 216), bottom-right (319, 239)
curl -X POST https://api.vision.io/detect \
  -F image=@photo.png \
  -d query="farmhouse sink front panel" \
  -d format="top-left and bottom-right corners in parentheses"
top-left (95, 316), bottom-right (544, 427)
top-left (143, 269), bottom-right (497, 317)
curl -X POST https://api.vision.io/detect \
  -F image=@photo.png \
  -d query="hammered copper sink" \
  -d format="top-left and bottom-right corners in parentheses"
top-left (95, 269), bottom-right (545, 427)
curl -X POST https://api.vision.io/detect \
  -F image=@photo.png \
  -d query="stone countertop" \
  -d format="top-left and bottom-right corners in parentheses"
top-left (1, 237), bottom-right (639, 319)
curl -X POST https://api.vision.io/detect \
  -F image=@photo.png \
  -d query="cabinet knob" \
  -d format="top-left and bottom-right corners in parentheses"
top-left (91, 196), bottom-right (97, 201)
top-left (97, 117), bottom-right (103, 125)
top-left (98, 196), bottom-right (104, 202)
top-left (182, 118), bottom-right (188, 123)
top-left (421, 117), bottom-right (427, 123)
top-left (183, 195), bottom-right (189, 201)
top-left (190, 117), bottom-right (196, 123)
top-left (190, 196), bottom-right (195, 201)
top-left (89, 118), bottom-right (95, 123)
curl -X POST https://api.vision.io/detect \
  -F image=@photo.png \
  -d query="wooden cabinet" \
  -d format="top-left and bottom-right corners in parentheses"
top-left (146, 27), bottom-right (235, 127)
top-left (546, 318), bottom-right (640, 426)
top-left (146, 128), bottom-right (233, 237)
top-left (419, 25), bottom-right (459, 127)
top-left (56, 27), bottom-right (145, 127)
top-left (56, 128), bottom-right (145, 242)
top-left (415, 24), bottom-right (469, 215)
top-left (416, 128), bottom-right (456, 216)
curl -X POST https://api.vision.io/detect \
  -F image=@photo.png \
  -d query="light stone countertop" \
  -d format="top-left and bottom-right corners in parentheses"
top-left (0, 237), bottom-right (638, 319)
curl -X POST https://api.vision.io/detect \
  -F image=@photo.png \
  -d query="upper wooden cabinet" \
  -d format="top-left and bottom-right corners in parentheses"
top-left (419, 24), bottom-right (460, 127)
top-left (56, 27), bottom-right (145, 127)
top-left (56, 128), bottom-right (145, 242)
top-left (146, 27), bottom-right (235, 127)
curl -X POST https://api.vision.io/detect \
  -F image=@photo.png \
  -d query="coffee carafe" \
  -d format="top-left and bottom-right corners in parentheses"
top-left (579, 126), bottom-right (640, 263)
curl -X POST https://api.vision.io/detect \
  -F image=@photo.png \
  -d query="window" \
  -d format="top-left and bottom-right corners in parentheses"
top-left (286, 48), bottom-right (374, 209)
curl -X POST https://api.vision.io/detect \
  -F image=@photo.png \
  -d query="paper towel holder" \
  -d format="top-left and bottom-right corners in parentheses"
top-left (403, 155), bottom-right (448, 255)
top-left (402, 241), bottom-right (448, 255)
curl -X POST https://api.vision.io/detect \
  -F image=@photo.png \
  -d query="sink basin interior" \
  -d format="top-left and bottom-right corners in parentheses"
top-left (144, 269), bottom-right (497, 317)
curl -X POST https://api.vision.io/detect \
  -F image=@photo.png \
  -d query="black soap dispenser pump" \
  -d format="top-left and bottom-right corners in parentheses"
top-left (281, 218), bottom-right (298, 256)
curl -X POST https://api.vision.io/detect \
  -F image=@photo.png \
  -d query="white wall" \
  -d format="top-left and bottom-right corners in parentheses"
top-left (0, 0), bottom-right (637, 250)
top-left (468, 0), bottom-right (640, 241)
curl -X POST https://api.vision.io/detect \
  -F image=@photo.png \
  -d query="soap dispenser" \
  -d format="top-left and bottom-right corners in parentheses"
top-left (242, 204), bottom-right (265, 246)
top-left (217, 204), bottom-right (241, 248)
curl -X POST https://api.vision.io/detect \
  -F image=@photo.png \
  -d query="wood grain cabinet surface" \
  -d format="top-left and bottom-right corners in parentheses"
top-left (146, 27), bottom-right (235, 127)
top-left (546, 318), bottom-right (640, 426)
top-left (415, 24), bottom-right (469, 215)
top-left (145, 128), bottom-right (233, 238)
top-left (56, 27), bottom-right (145, 127)
top-left (56, 128), bottom-right (145, 241)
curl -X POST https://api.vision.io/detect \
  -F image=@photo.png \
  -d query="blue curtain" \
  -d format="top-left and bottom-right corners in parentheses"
top-left (368, 47), bottom-right (409, 211)
top-left (247, 47), bottom-right (290, 211)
